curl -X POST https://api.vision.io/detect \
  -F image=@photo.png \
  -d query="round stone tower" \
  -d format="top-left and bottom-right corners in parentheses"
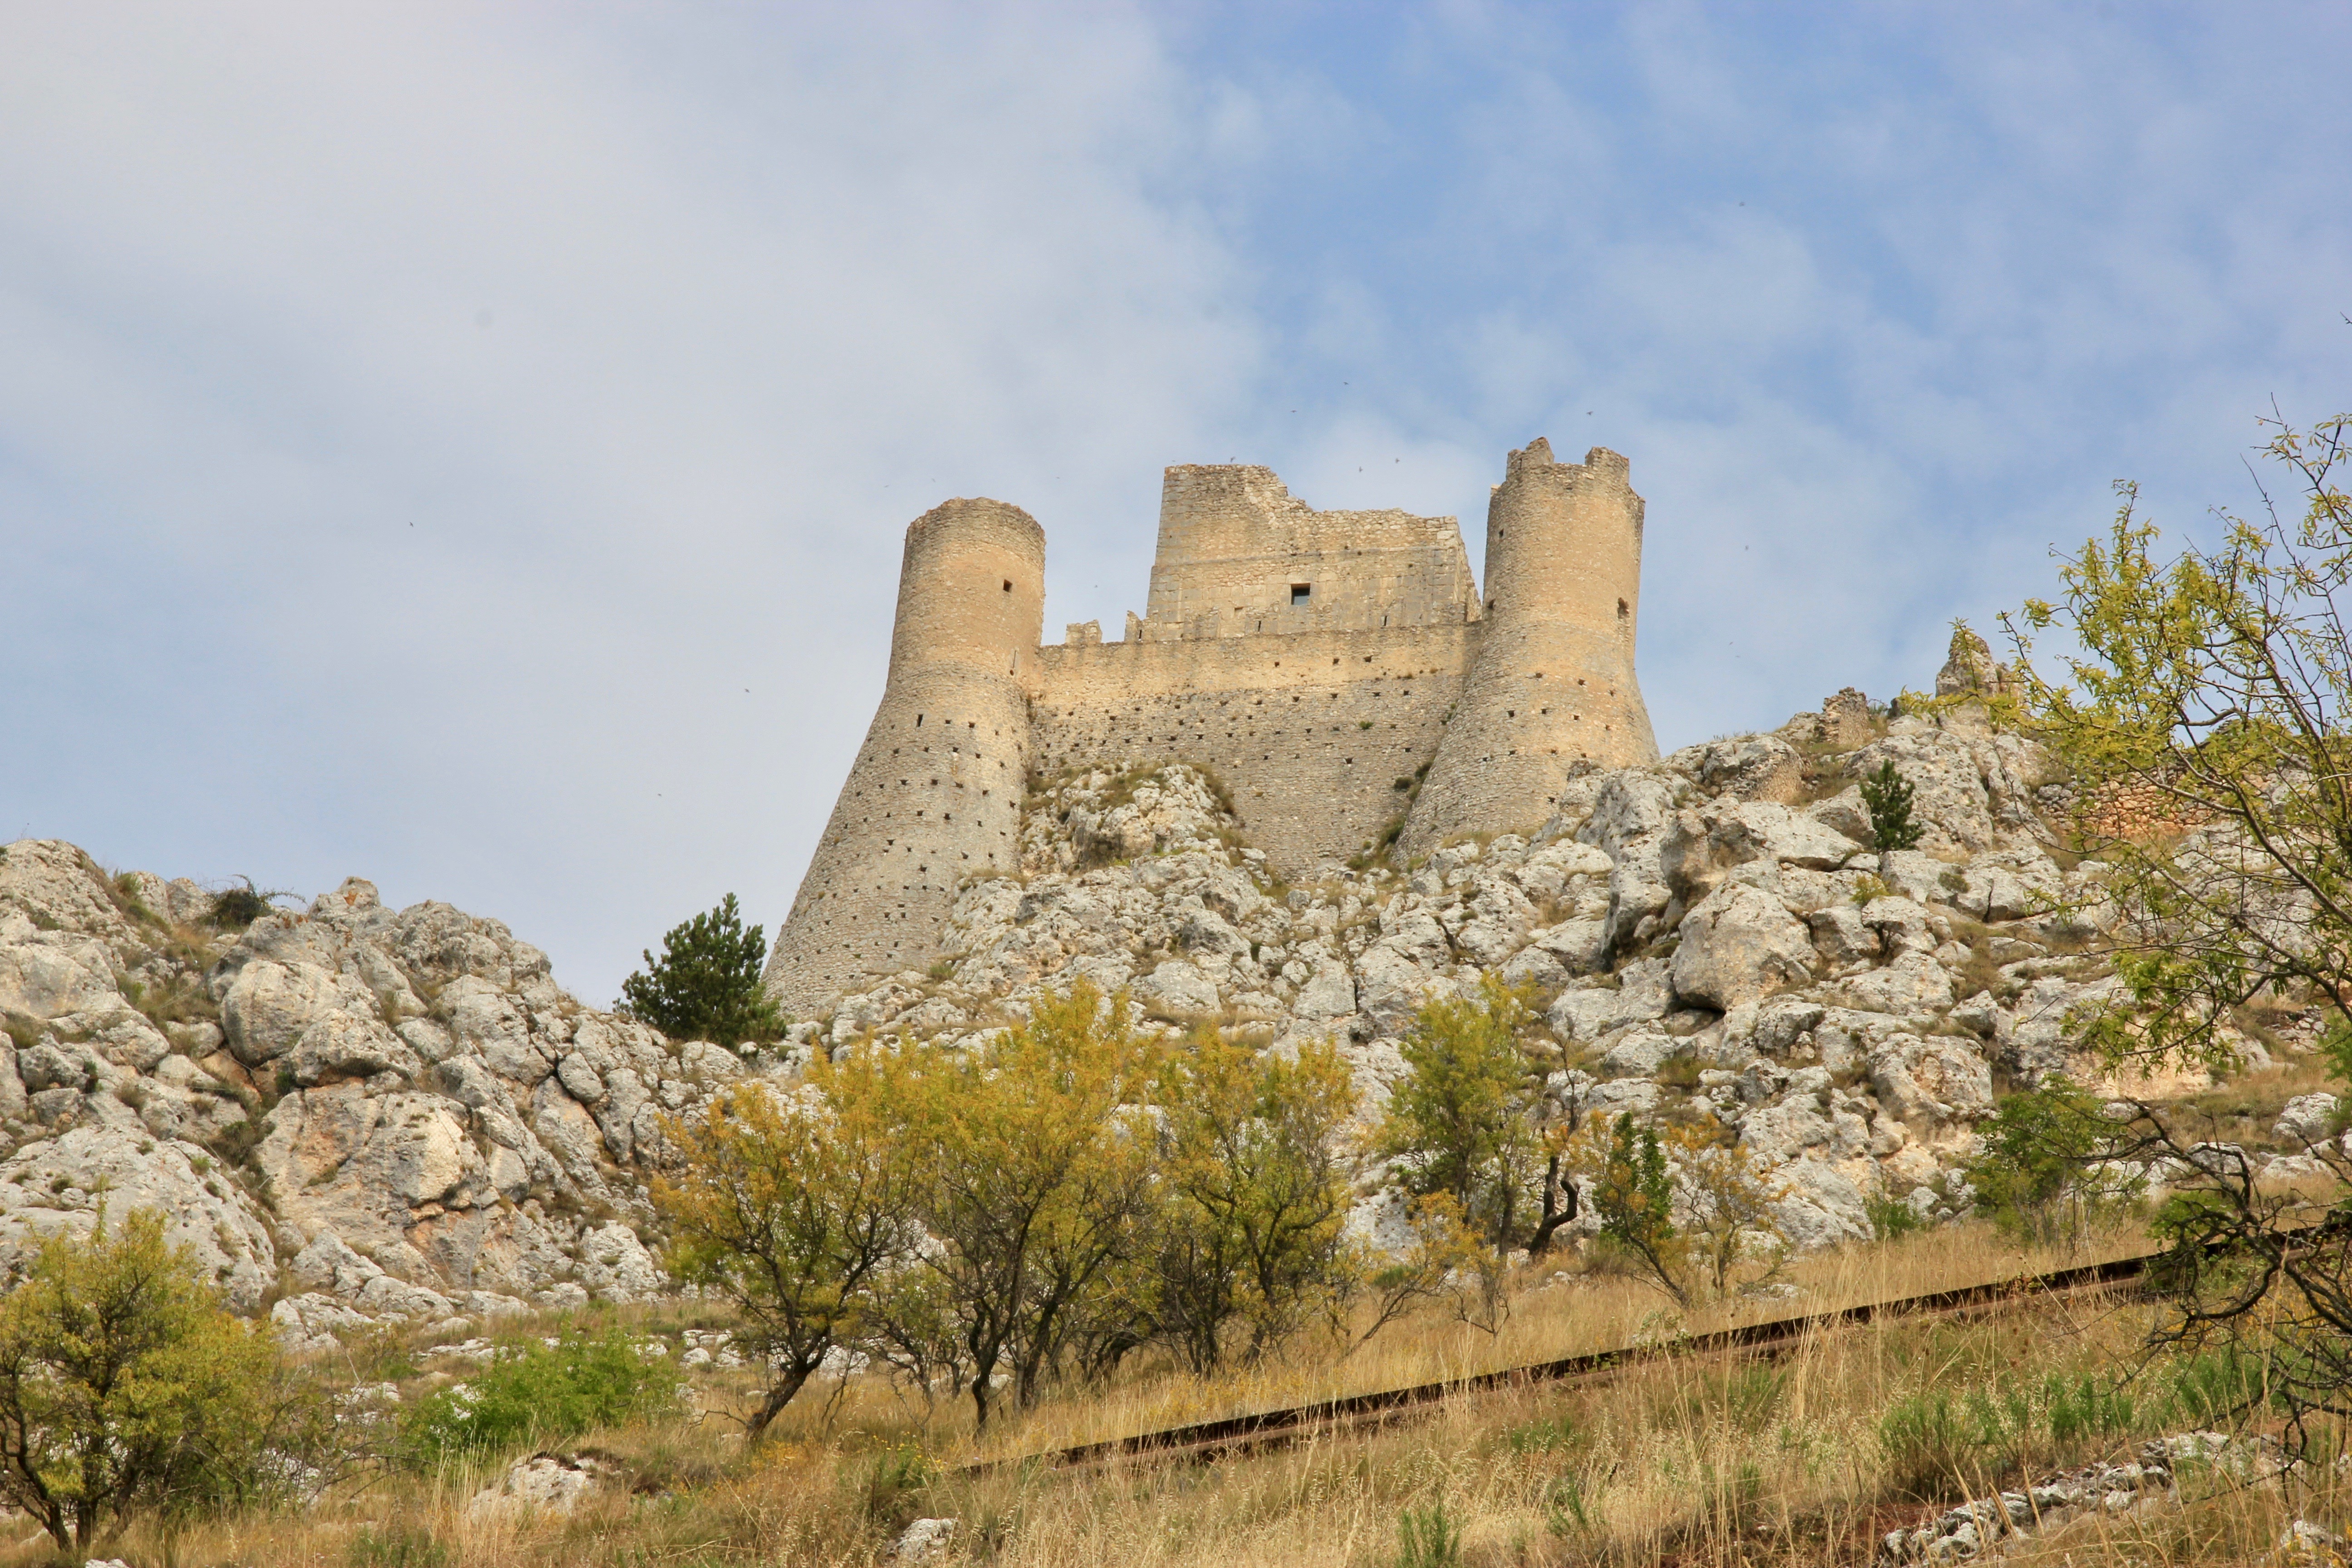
top-left (1401, 440), bottom-right (1657, 855)
top-left (763, 498), bottom-right (1044, 1014)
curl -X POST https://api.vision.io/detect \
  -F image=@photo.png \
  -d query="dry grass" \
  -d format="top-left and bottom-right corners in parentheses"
top-left (34, 1215), bottom-right (2272, 1568)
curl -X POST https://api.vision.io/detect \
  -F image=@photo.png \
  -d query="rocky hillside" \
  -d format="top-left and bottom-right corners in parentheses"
top-left (0, 842), bottom-right (763, 1349)
top-left (835, 686), bottom-right (2303, 1252)
top-left (0, 668), bottom-right (2314, 1355)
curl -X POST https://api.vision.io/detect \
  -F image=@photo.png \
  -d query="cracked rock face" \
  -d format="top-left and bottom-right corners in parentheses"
top-left (0, 840), bottom-right (711, 1341)
top-left (0, 691), bottom-right (2230, 1349)
top-left (806, 701), bottom-right (2184, 1254)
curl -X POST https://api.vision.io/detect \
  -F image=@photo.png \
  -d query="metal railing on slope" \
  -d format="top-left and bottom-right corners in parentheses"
top-left (970, 1250), bottom-right (2156, 1474)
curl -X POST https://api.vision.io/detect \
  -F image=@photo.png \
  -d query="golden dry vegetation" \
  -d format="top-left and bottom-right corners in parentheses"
top-left (31, 1213), bottom-right (2346, 1568)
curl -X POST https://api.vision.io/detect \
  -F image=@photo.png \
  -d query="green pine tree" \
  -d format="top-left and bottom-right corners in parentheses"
top-left (620, 894), bottom-right (785, 1047)
top-left (1859, 760), bottom-right (1925, 852)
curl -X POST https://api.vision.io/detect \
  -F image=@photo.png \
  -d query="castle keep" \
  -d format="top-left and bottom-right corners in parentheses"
top-left (763, 438), bottom-right (1658, 1013)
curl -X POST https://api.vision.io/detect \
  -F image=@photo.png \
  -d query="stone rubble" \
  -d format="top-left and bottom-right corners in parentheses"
top-left (1878, 1432), bottom-right (2293, 1563)
top-left (887, 1517), bottom-right (959, 1563)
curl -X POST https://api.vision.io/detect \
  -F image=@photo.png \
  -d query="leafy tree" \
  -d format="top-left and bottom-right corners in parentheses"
top-left (655, 1077), bottom-right (923, 1437)
top-left (1569, 1113), bottom-right (1686, 1306)
top-left (0, 1209), bottom-right (292, 1553)
top-left (1668, 1122), bottom-right (1787, 1297)
top-left (843, 980), bottom-right (1158, 1432)
top-left (2001, 410), bottom-right (2352, 1072)
top-left (2000, 406), bottom-right (2352, 1436)
top-left (620, 893), bottom-right (784, 1046)
top-left (1147, 1031), bottom-right (1361, 1372)
top-left (1859, 760), bottom-right (1925, 852)
top-left (1374, 977), bottom-right (1548, 1249)
top-left (1961, 1080), bottom-right (2141, 1246)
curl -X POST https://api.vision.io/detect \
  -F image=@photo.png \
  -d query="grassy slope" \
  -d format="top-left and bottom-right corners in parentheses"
top-left (39, 1209), bottom-right (2345, 1568)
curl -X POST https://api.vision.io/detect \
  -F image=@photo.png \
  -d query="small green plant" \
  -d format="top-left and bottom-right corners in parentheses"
top-left (1504, 1413), bottom-right (1579, 1455)
top-left (207, 877), bottom-right (287, 931)
top-left (1879, 1392), bottom-right (1973, 1502)
top-left (1865, 1188), bottom-right (1926, 1241)
top-left (2045, 1372), bottom-right (2135, 1446)
top-left (2159, 1346), bottom-right (2270, 1429)
top-left (855, 1442), bottom-right (938, 1530)
top-left (619, 893), bottom-right (785, 1047)
top-left (347, 1525), bottom-right (450, 1568)
top-left (398, 1324), bottom-right (678, 1465)
top-left (1850, 872), bottom-right (1892, 905)
top-left (1542, 1474), bottom-right (1592, 1538)
top-left (1859, 761), bottom-right (1925, 852)
top-left (1397, 1501), bottom-right (1461, 1568)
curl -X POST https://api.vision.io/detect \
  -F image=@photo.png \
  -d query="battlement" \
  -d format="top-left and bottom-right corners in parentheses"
top-left (1137, 464), bottom-right (1478, 642)
top-left (765, 442), bottom-right (1657, 1013)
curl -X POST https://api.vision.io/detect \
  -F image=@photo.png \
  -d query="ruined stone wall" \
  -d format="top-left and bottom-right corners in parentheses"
top-left (1404, 442), bottom-right (1657, 853)
top-left (1030, 624), bottom-right (1478, 873)
top-left (767, 441), bottom-right (1660, 1012)
top-left (1138, 465), bottom-right (1478, 642)
top-left (762, 500), bottom-right (1043, 1014)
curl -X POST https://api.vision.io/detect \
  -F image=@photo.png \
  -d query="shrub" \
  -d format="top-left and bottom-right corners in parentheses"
top-left (1397, 1501), bottom-right (1461, 1568)
top-left (1669, 1124), bottom-right (1786, 1296)
top-left (0, 1208), bottom-right (297, 1553)
top-left (1570, 1112), bottom-right (1686, 1306)
top-left (348, 1525), bottom-right (450, 1568)
top-left (1373, 977), bottom-right (1547, 1248)
top-left (2158, 1345), bottom-right (2271, 1429)
top-left (1860, 761), bottom-right (1925, 852)
top-left (657, 1080), bottom-right (923, 1436)
top-left (619, 893), bottom-right (785, 1047)
top-left (207, 877), bottom-right (284, 931)
top-left (1962, 1080), bottom-right (2140, 1245)
top-left (2044, 1372), bottom-right (2136, 1446)
top-left (399, 1324), bottom-right (678, 1465)
top-left (846, 980), bottom-right (1160, 1432)
top-left (1866, 1189), bottom-right (1926, 1241)
top-left (1879, 1392), bottom-right (1974, 1502)
top-left (853, 1442), bottom-right (938, 1531)
top-left (1148, 1031), bottom-right (1361, 1372)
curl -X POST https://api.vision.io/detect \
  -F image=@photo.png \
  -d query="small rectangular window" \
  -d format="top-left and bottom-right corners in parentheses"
top-left (1290, 583), bottom-right (1311, 606)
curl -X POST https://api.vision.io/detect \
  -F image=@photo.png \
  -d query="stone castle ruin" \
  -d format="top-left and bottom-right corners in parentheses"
top-left (763, 438), bottom-right (1658, 1012)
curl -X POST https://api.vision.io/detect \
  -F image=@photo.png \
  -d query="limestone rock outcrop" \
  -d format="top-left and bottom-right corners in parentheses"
top-left (795, 695), bottom-right (2167, 1248)
top-left (0, 680), bottom-right (2253, 1348)
top-left (0, 839), bottom-right (725, 1340)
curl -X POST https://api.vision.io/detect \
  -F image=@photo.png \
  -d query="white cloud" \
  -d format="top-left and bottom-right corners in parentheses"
top-left (7, 0), bottom-right (2347, 1003)
top-left (1, 1), bottom-right (1260, 1001)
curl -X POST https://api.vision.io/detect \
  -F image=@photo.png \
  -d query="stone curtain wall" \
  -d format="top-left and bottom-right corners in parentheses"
top-left (1140, 465), bottom-right (1479, 641)
top-left (1403, 442), bottom-right (1658, 854)
top-left (1029, 623), bottom-right (1479, 873)
top-left (766, 443), bottom-right (1662, 1012)
top-left (762, 500), bottom-right (1042, 1014)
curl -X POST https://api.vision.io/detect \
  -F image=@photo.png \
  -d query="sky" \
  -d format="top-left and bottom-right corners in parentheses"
top-left (5, 1), bottom-right (2347, 1006)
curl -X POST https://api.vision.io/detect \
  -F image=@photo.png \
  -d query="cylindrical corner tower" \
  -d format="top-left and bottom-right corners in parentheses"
top-left (763, 498), bottom-right (1044, 1014)
top-left (1401, 440), bottom-right (1657, 856)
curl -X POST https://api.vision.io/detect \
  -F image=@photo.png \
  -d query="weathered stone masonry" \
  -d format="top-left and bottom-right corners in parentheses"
top-left (764, 439), bottom-right (1658, 1013)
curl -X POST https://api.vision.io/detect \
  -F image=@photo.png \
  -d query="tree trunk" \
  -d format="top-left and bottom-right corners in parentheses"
top-left (1527, 1155), bottom-right (1578, 1256)
top-left (744, 1355), bottom-right (819, 1441)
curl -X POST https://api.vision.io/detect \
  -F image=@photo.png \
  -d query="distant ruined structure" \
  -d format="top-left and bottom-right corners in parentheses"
top-left (764, 439), bottom-right (1658, 1013)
